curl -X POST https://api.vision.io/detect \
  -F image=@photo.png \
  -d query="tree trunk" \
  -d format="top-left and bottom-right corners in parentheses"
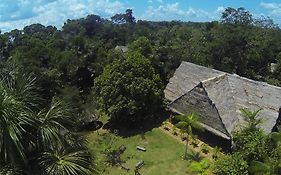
top-left (184, 136), bottom-right (188, 159)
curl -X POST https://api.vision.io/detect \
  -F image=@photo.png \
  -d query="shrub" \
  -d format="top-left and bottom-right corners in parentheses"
top-left (189, 158), bottom-right (210, 175)
top-left (214, 153), bottom-right (248, 175)
top-left (212, 146), bottom-right (221, 160)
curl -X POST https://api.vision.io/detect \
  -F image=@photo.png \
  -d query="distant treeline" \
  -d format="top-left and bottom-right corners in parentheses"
top-left (1, 7), bottom-right (281, 116)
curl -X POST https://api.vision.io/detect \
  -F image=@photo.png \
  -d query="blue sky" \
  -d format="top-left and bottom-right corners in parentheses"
top-left (1, 0), bottom-right (281, 32)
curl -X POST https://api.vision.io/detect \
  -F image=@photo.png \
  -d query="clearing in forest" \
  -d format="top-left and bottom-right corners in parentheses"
top-left (86, 127), bottom-right (210, 175)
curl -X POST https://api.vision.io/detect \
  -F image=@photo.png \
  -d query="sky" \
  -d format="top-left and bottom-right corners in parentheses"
top-left (1, 0), bottom-right (281, 32)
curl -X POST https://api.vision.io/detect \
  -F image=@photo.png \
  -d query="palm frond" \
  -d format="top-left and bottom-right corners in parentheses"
top-left (0, 69), bottom-right (39, 166)
top-left (240, 108), bottom-right (253, 119)
top-left (189, 113), bottom-right (203, 130)
top-left (0, 164), bottom-right (23, 175)
top-left (39, 148), bottom-right (92, 175)
top-left (175, 114), bottom-right (184, 121)
top-left (40, 100), bottom-right (73, 129)
top-left (0, 84), bottom-right (35, 164)
top-left (175, 112), bottom-right (203, 137)
top-left (0, 69), bottom-right (40, 109)
top-left (175, 121), bottom-right (188, 130)
top-left (36, 100), bottom-right (74, 148)
top-left (240, 108), bottom-right (263, 128)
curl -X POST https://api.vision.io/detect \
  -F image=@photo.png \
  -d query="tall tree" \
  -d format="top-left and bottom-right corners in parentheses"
top-left (221, 7), bottom-right (253, 25)
top-left (111, 9), bottom-right (136, 25)
top-left (93, 52), bottom-right (163, 125)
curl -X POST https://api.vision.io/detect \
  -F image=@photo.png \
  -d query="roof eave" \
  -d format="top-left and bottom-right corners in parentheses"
top-left (167, 106), bottom-right (231, 140)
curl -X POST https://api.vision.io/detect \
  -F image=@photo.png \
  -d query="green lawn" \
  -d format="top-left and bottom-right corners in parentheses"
top-left (86, 128), bottom-right (194, 175)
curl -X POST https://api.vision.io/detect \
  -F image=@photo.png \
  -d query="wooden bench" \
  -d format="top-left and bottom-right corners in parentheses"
top-left (121, 164), bottom-right (130, 171)
top-left (136, 146), bottom-right (146, 152)
top-left (119, 145), bottom-right (126, 153)
top-left (135, 160), bottom-right (144, 170)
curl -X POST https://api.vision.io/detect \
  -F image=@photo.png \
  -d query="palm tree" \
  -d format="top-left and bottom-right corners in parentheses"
top-left (175, 112), bottom-right (202, 159)
top-left (35, 100), bottom-right (73, 149)
top-left (0, 68), bottom-right (94, 174)
top-left (0, 72), bottom-right (36, 166)
top-left (240, 108), bottom-right (263, 130)
top-left (33, 100), bottom-right (94, 175)
top-left (39, 147), bottom-right (93, 175)
top-left (0, 164), bottom-right (23, 175)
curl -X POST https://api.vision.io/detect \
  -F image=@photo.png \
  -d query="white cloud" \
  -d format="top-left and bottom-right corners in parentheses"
top-left (142, 2), bottom-right (220, 21)
top-left (260, 2), bottom-right (277, 9)
top-left (0, 0), bottom-right (126, 32)
top-left (148, 0), bottom-right (163, 4)
top-left (260, 2), bottom-right (281, 16)
top-left (216, 6), bottom-right (225, 14)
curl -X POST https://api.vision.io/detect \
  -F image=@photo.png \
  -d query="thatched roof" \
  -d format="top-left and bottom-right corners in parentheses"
top-left (165, 62), bottom-right (281, 139)
top-left (115, 45), bottom-right (128, 53)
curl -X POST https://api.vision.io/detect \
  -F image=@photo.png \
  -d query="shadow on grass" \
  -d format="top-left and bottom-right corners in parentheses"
top-left (78, 121), bottom-right (104, 132)
top-left (103, 109), bottom-right (170, 138)
top-left (184, 150), bottom-right (203, 162)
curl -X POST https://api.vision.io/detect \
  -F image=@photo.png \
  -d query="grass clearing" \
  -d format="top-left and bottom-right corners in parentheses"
top-left (86, 128), bottom-right (194, 175)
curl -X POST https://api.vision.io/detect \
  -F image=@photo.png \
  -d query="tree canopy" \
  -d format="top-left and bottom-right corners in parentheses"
top-left (93, 52), bottom-right (163, 125)
top-left (0, 67), bottom-right (93, 174)
top-left (0, 7), bottom-right (281, 174)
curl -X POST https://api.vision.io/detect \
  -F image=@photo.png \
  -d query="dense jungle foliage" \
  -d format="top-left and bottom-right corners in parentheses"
top-left (0, 7), bottom-right (281, 174)
top-left (1, 8), bottom-right (281, 118)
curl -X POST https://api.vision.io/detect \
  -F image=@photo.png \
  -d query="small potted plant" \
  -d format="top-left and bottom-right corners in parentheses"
top-left (191, 135), bottom-right (199, 147)
top-left (201, 144), bottom-right (209, 154)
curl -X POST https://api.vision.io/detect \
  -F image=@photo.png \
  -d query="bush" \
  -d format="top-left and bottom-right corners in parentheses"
top-left (212, 147), bottom-right (221, 160)
top-left (189, 158), bottom-right (210, 175)
top-left (214, 153), bottom-right (248, 175)
top-left (233, 128), bottom-right (268, 162)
